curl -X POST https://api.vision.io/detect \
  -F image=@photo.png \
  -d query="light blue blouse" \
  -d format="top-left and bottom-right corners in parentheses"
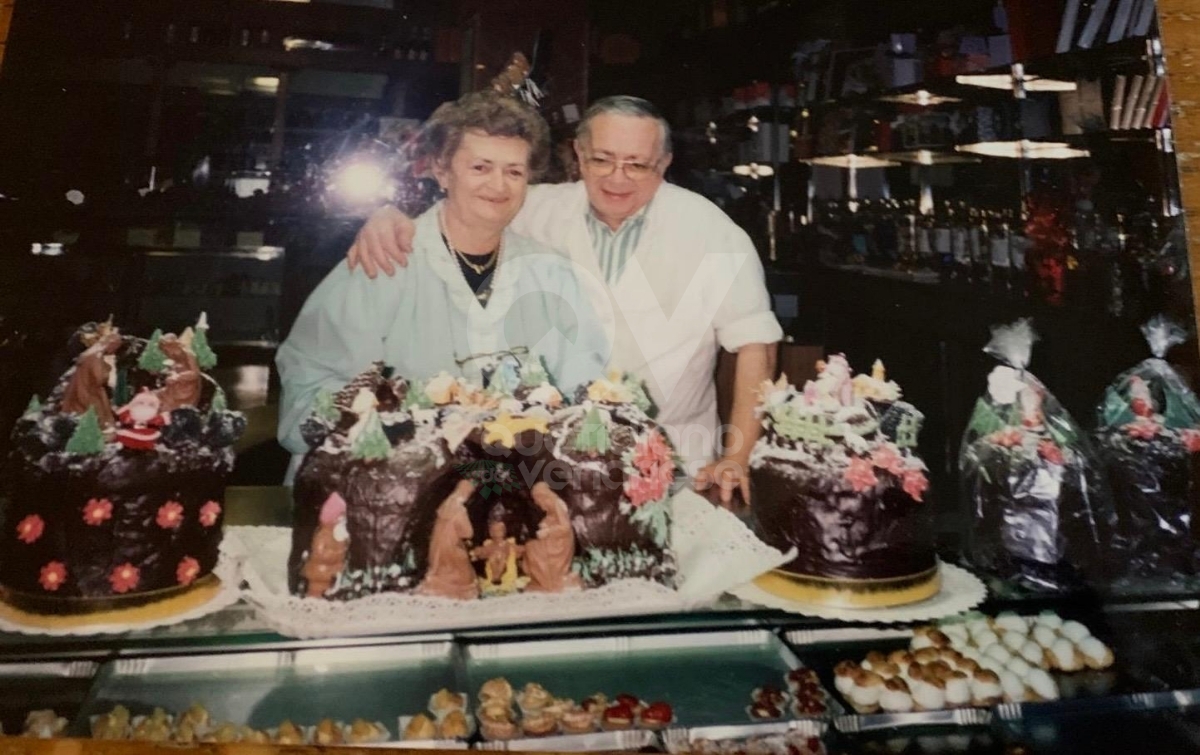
top-left (276, 202), bottom-right (610, 480)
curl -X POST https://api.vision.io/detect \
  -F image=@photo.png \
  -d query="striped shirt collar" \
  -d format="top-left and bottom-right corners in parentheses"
top-left (585, 200), bottom-right (652, 236)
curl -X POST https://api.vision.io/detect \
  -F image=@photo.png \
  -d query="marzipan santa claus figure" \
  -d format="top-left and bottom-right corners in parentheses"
top-left (115, 389), bottom-right (170, 450)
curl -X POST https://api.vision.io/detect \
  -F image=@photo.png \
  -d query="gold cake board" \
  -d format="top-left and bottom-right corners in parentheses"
top-left (0, 575), bottom-right (223, 631)
top-left (754, 565), bottom-right (942, 610)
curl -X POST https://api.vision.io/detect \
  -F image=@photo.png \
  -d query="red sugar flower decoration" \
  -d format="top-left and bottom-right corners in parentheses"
top-left (199, 500), bottom-right (222, 528)
top-left (1037, 440), bottom-right (1065, 466)
top-left (1125, 420), bottom-right (1161, 441)
top-left (844, 456), bottom-right (878, 493)
top-left (109, 563), bottom-right (140, 594)
top-left (1182, 429), bottom-right (1200, 454)
top-left (902, 469), bottom-right (929, 502)
top-left (38, 562), bottom-right (66, 592)
top-left (176, 556), bottom-right (201, 587)
top-left (156, 501), bottom-right (184, 530)
top-left (15, 514), bottom-right (44, 545)
top-left (870, 444), bottom-right (905, 475)
top-left (83, 498), bottom-right (113, 526)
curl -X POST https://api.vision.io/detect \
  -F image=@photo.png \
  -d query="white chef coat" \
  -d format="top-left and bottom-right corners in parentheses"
top-left (511, 181), bottom-right (784, 473)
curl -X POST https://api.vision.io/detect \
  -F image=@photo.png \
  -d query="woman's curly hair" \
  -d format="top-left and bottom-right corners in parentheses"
top-left (415, 90), bottom-right (550, 180)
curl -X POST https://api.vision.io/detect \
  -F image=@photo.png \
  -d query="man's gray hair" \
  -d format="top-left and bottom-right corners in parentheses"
top-left (576, 95), bottom-right (673, 157)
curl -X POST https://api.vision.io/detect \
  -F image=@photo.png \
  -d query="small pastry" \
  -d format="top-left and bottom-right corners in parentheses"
top-left (614, 693), bottom-right (643, 713)
top-left (517, 682), bottom-right (553, 713)
top-left (207, 723), bottom-right (241, 743)
top-left (863, 650), bottom-right (888, 671)
top-left (132, 715), bottom-right (172, 743)
top-left (275, 720), bottom-right (306, 745)
top-left (749, 700), bottom-right (782, 719)
top-left (906, 663), bottom-right (929, 685)
top-left (522, 711), bottom-right (558, 737)
top-left (926, 661), bottom-right (953, 681)
top-left (543, 698), bottom-right (573, 719)
top-left (977, 656), bottom-right (1004, 675)
top-left (404, 714), bottom-right (438, 741)
top-left (788, 667), bottom-right (820, 685)
top-left (944, 671), bottom-right (972, 707)
top-left (561, 707), bottom-right (597, 734)
top-left (440, 710), bottom-right (470, 740)
top-left (960, 647), bottom-right (984, 664)
top-left (927, 630), bottom-right (952, 649)
top-left (481, 718), bottom-right (518, 741)
top-left (973, 630), bottom-right (1001, 650)
top-left (314, 718), bottom-right (343, 746)
top-left (970, 670), bottom-right (1003, 706)
top-left (965, 616), bottom-right (991, 637)
top-left (848, 670), bottom-right (884, 713)
top-left (911, 628), bottom-right (936, 650)
top-left (348, 720), bottom-right (388, 744)
top-left (754, 684), bottom-right (788, 707)
top-left (913, 647), bottom-right (940, 665)
top-left (1078, 637), bottom-right (1115, 670)
top-left (479, 702), bottom-right (512, 724)
top-left (179, 703), bottom-right (210, 731)
top-left (994, 612), bottom-right (1028, 634)
top-left (912, 677), bottom-right (947, 711)
top-left (1019, 640), bottom-right (1045, 666)
top-left (941, 623), bottom-right (970, 645)
top-left (640, 702), bottom-right (674, 729)
top-left (879, 678), bottom-right (914, 713)
top-left (479, 677), bottom-right (514, 705)
top-left (1006, 657), bottom-right (1033, 679)
top-left (1002, 631), bottom-right (1027, 652)
top-left (1048, 638), bottom-right (1085, 672)
top-left (888, 650), bottom-right (914, 674)
top-left (23, 710), bottom-right (67, 739)
top-left (834, 661), bottom-right (859, 696)
top-left (581, 694), bottom-right (608, 713)
top-left (874, 661), bottom-right (901, 680)
top-left (91, 706), bottom-right (131, 740)
top-left (1025, 669), bottom-right (1059, 701)
top-left (984, 644), bottom-right (1013, 666)
top-left (174, 722), bottom-right (197, 744)
top-left (243, 729), bottom-right (270, 744)
top-left (1032, 626), bottom-right (1058, 649)
top-left (793, 694), bottom-right (828, 716)
top-left (998, 671), bottom-right (1027, 703)
top-left (603, 704), bottom-right (635, 730)
top-left (1035, 610), bottom-right (1064, 630)
top-left (1060, 620), bottom-right (1091, 644)
top-left (431, 688), bottom-right (467, 715)
top-left (938, 648), bottom-right (964, 665)
top-left (956, 658), bottom-right (981, 675)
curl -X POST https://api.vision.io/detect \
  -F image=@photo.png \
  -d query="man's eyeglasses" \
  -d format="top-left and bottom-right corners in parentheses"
top-left (581, 154), bottom-right (660, 181)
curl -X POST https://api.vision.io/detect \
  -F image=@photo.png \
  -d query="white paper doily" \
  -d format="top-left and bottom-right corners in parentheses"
top-left (234, 489), bottom-right (791, 639)
top-left (728, 563), bottom-right (987, 624)
top-left (0, 541), bottom-right (243, 637)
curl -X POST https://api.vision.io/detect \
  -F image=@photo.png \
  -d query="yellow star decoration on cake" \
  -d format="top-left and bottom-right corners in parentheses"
top-left (482, 413), bottom-right (549, 448)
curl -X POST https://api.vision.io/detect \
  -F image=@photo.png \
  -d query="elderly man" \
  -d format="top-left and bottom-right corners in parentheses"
top-left (347, 96), bottom-right (782, 504)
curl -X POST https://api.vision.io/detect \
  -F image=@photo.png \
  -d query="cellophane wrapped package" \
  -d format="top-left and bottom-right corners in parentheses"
top-left (1095, 316), bottom-right (1200, 579)
top-left (960, 319), bottom-right (1115, 592)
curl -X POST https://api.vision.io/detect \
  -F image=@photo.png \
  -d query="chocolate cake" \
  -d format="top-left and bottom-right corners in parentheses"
top-left (750, 357), bottom-right (939, 608)
top-left (289, 360), bottom-right (677, 601)
top-left (0, 316), bottom-right (246, 620)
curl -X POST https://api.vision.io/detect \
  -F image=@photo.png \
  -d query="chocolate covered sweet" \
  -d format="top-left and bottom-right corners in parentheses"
top-left (751, 356), bottom-right (938, 608)
top-left (289, 360), bottom-right (677, 600)
top-left (0, 317), bottom-right (244, 615)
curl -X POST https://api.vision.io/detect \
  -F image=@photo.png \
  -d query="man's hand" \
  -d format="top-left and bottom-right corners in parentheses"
top-left (347, 205), bottom-right (417, 278)
top-left (693, 457), bottom-right (751, 509)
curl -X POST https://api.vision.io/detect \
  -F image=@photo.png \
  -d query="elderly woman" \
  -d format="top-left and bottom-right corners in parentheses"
top-left (276, 92), bottom-right (609, 480)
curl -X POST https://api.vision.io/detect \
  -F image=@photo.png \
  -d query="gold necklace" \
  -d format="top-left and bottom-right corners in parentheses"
top-left (440, 210), bottom-right (501, 275)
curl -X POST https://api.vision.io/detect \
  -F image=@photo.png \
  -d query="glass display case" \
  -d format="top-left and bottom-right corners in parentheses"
top-left (2, 0), bottom-right (1200, 753)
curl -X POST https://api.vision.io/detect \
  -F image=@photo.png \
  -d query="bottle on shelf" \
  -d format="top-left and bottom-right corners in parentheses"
top-left (951, 201), bottom-right (973, 283)
top-left (988, 209), bottom-right (1013, 293)
top-left (933, 201), bottom-right (954, 279)
top-left (972, 208), bottom-right (992, 285)
top-left (915, 205), bottom-right (935, 270)
top-left (897, 199), bottom-right (919, 270)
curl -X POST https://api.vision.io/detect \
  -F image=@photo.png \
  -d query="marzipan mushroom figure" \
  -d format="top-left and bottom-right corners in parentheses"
top-left (417, 480), bottom-right (479, 600)
top-left (61, 332), bottom-right (122, 427)
top-left (523, 482), bottom-right (582, 592)
top-left (156, 333), bottom-right (203, 412)
top-left (303, 492), bottom-right (350, 597)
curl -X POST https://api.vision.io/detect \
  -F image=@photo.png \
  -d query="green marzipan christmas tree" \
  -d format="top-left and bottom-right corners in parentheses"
top-left (138, 329), bottom-right (167, 372)
top-left (192, 321), bottom-right (218, 370)
top-left (210, 388), bottom-right (228, 414)
top-left (23, 395), bottom-right (41, 416)
top-left (351, 410), bottom-right (391, 461)
top-left (313, 389), bottom-right (340, 422)
top-left (573, 407), bottom-right (611, 455)
top-left (65, 407), bottom-right (106, 454)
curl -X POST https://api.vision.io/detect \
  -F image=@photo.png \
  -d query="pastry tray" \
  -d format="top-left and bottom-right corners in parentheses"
top-left (662, 719), bottom-right (828, 754)
top-left (781, 626), bottom-right (1130, 732)
top-left (473, 729), bottom-right (658, 752)
top-left (0, 660), bottom-right (98, 735)
top-left (72, 640), bottom-right (460, 740)
top-left (462, 628), bottom-right (843, 732)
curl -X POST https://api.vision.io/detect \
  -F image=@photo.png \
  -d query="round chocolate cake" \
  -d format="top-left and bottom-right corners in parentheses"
top-left (0, 317), bottom-right (246, 625)
top-left (289, 361), bottom-right (677, 601)
top-left (750, 357), bottom-right (939, 608)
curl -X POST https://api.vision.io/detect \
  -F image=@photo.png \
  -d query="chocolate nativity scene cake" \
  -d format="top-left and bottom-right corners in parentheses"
top-left (749, 355), bottom-right (940, 608)
top-left (289, 356), bottom-right (679, 602)
top-left (0, 315), bottom-right (246, 626)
